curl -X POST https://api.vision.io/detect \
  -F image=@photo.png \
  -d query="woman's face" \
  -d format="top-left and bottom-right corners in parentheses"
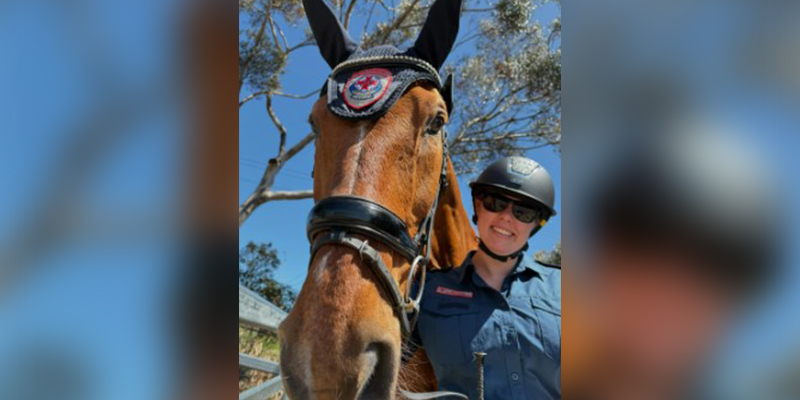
top-left (474, 194), bottom-right (538, 256)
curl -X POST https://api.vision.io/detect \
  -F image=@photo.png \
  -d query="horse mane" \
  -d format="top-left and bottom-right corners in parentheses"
top-left (430, 155), bottom-right (478, 269)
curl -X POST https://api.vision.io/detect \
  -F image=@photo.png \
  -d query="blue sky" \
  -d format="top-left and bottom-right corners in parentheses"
top-left (566, 1), bottom-right (800, 397)
top-left (239, 1), bottom-right (563, 292)
top-left (0, 1), bottom-right (184, 399)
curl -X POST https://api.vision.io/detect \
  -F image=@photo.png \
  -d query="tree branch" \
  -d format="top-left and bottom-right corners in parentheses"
top-left (266, 93), bottom-right (289, 158)
top-left (344, 0), bottom-right (358, 29)
top-left (274, 90), bottom-right (318, 100)
top-left (286, 37), bottom-right (315, 54)
top-left (238, 131), bottom-right (316, 228)
top-left (265, 1), bottom-right (283, 52)
top-left (459, 133), bottom-right (532, 143)
top-left (240, 91), bottom-right (268, 108)
top-left (379, 0), bottom-right (423, 44)
top-left (239, 189), bottom-right (314, 227)
top-left (284, 131), bottom-right (317, 161)
top-left (240, 90), bottom-right (317, 108)
top-left (265, 190), bottom-right (314, 201)
top-left (240, 12), bottom-right (270, 95)
top-left (451, 85), bottom-right (529, 149)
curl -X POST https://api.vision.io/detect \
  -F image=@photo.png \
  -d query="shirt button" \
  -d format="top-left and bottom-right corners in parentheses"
top-left (511, 373), bottom-right (519, 381)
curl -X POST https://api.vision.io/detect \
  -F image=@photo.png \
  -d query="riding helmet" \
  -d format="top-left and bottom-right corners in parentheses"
top-left (470, 156), bottom-right (558, 218)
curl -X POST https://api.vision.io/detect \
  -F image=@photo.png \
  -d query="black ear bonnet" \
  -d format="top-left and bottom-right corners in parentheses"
top-left (304, 0), bottom-right (461, 120)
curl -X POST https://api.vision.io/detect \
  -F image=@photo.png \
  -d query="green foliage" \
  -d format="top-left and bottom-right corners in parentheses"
top-left (451, 2), bottom-right (562, 174)
top-left (360, 0), bottom-right (430, 48)
top-left (494, 0), bottom-right (535, 34)
top-left (239, 327), bottom-right (281, 392)
top-left (535, 241), bottom-right (561, 266)
top-left (240, 34), bottom-right (286, 93)
top-left (239, 0), bottom-right (562, 176)
top-left (239, 0), bottom-right (306, 95)
top-left (239, 241), bottom-right (297, 312)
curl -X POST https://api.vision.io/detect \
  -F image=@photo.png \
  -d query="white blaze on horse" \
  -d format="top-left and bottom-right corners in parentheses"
top-left (277, 0), bottom-right (477, 398)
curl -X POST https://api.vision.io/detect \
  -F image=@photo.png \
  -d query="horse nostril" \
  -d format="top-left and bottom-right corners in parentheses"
top-left (358, 341), bottom-right (397, 400)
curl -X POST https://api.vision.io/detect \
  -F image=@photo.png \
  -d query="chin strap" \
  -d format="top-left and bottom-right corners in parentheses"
top-left (478, 240), bottom-right (528, 262)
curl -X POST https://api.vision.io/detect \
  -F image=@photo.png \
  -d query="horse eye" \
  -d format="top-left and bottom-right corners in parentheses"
top-left (427, 115), bottom-right (446, 135)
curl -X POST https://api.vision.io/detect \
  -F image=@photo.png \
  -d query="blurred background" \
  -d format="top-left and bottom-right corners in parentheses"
top-left (566, 0), bottom-right (800, 399)
top-left (0, 0), bottom-right (232, 399)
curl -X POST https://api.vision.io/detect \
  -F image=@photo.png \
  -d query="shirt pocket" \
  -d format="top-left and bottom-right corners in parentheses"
top-left (419, 300), bottom-right (481, 367)
top-left (530, 297), bottom-right (561, 363)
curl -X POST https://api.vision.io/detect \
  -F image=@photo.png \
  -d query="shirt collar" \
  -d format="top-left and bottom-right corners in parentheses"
top-left (458, 251), bottom-right (540, 283)
top-left (457, 251), bottom-right (477, 283)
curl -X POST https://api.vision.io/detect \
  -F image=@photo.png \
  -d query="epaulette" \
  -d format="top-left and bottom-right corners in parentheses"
top-left (535, 259), bottom-right (561, 270)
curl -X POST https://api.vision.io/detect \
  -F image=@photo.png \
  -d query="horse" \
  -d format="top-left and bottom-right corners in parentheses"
top-left (277, 0), bottom-right (477, 398)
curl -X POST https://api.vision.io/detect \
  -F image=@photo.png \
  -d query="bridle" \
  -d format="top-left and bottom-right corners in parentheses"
top-left (306, 133), bottom-right (448, 342)
top-left (304, 55), bottom-right (470, 400)
top-left (306, 57), bottom-right (451, 342)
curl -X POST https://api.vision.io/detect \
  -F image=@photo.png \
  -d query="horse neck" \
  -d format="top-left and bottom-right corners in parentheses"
top-left (430, 156), bottom-right (478, 269)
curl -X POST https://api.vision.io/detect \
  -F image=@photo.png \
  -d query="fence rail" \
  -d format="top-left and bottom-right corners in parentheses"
top-left (239, 284), bottom-right (287, 331)
top-left (239, 284), bottom-right (288, 400)
top-left (240, 353), bottom-right (281, 374)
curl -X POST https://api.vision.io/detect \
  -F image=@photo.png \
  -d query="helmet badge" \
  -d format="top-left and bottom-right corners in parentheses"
top-left (507, 157), bottom-right (540, 181)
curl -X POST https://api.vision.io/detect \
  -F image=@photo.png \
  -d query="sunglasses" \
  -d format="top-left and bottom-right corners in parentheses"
top-left (480, 193), bottom-right (546, 224)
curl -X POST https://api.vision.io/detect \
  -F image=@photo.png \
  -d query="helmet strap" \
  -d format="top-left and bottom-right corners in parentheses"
top-left (478, 240), bottom-right (528, 262)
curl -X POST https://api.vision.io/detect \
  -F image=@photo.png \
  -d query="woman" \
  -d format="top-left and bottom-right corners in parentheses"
top-left (413, 156), bottom-right (561, 400)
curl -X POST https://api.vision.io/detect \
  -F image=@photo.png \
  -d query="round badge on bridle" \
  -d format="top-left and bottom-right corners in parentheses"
top-left (343, 68), bottom-right (393, 110)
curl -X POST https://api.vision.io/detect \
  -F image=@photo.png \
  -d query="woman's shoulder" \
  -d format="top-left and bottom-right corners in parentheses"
top-left (523, 256), bottom-right (561, 303)
top-left (528, 257), bottom-right (561, 283)
top-left (425, 265), bottom-right (463, 286)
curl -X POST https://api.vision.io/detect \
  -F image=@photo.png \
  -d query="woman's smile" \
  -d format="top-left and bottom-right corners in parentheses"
top-left (490, 224), bottom-right (515, 238)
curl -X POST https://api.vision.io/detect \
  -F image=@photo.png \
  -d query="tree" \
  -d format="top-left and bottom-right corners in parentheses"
top-left (239, 0), bottom-right (561, 225)
top-left (239, 241), bottom-right (297, 312)
top-left (535, 240), bottom-right (561, 266)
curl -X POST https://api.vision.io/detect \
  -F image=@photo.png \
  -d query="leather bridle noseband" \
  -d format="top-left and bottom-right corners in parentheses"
top-left (306, 138), bottom-right (448, 341)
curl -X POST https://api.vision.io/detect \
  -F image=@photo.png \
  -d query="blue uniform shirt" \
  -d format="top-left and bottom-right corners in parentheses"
top-left (413, 252), bottom-right (561, 400)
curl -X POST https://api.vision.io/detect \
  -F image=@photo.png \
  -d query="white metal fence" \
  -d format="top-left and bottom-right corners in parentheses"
top-left (239, 284), bottom-right (288, 400)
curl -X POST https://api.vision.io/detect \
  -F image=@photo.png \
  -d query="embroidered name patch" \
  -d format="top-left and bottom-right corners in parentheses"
top-left (436, 286), bottom-right (474, 299)
top-left (343, 68), bottom-right (393, 110)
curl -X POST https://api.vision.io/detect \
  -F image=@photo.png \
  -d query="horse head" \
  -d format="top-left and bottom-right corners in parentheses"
top-left (278, 0), bottom-right (476, 398)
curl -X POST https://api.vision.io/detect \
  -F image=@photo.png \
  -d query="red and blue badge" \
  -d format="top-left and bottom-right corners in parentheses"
top-left (343, 68), bottom-right (393, 110)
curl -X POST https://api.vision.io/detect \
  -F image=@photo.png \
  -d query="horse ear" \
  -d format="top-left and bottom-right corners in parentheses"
top-left (407, 0), bottom-right (463, 70)
top-left (303, 0), bottom-right (358, 69)
top-left (441, 74), bottom-right (454, 115)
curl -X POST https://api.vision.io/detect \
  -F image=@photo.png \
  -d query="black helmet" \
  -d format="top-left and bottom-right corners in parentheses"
top-left (469, 156), bottom-right (557, 218)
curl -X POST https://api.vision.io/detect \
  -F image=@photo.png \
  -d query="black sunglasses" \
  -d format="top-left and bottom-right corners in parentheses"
top-left (480, 193), bottom-right (545, 224)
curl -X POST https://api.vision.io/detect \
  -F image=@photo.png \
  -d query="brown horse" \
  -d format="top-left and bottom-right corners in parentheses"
top-left (278, 0), bottom-right (475, 398)
top-left (278, 85), bottom-right (476, 399)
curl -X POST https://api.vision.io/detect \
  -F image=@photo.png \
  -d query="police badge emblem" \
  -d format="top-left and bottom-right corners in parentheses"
top-left (343, 68), bottom-right (393, 110)
top-left (507, 156), bottom-right (539, 178)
